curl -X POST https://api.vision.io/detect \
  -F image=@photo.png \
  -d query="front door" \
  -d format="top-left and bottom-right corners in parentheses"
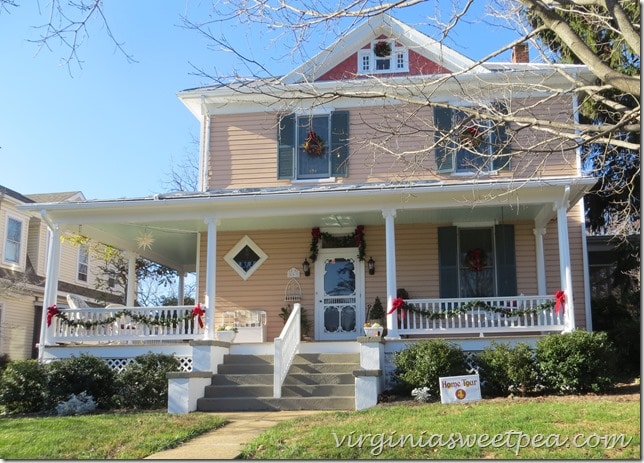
top-left (314, 249), bottom-right (364, 340)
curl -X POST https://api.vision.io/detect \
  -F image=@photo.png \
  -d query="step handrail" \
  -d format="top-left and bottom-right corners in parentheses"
top-left (273, 303), bottom-right (301, 398)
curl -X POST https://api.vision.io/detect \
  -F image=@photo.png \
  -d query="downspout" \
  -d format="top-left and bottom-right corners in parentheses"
top-left (199, 96), bottom-right (211, 192)
top-left (573, 92), bottom-right (593, 330)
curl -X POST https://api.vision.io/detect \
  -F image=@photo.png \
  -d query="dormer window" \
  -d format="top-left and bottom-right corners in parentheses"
top-left (358, 40), bottom-right (409, 74)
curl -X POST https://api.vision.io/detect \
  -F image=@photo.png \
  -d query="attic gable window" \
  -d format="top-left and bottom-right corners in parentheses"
top-left (357, 40), bottom-right (409, 74)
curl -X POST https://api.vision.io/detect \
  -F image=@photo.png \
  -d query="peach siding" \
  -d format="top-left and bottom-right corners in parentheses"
top-left (207, 96), bottom-right (579, 191)
top-left (197, 217), bottom-right (585, 339)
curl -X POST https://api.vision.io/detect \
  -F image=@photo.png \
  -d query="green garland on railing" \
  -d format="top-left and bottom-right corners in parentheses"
top-left (389, 297), bottom-right (557, 320)
top-left (47, 305), bottom-right (205, 329)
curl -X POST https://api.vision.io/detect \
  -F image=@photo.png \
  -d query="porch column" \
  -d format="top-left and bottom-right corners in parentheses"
top-left (382, 208), bottom-right (399, 339)
top-left (126, 251), bottom-right (137, 306)
top-left (178, 272), bottom-right (185, 305)
top-left (555, 188), bottom-right (575, 332)
top-left (204, 217), bottom-right (218, 340)
top-left (40, 220), bottom-right (61, 360)
top-left (533, 227), bottom-right (547, 295)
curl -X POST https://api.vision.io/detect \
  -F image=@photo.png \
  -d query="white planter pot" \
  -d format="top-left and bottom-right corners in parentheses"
top-left (216, 330), bottom-right (237, 343)
top-left (364, 327), bottom-right (382, 337)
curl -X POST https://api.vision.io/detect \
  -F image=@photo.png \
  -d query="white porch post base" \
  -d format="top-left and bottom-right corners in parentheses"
top-left (167, 372), bottom-right (212, 414)
top-left (354, 336), bottom-right (385, 410)
top-left (192, 340), bottom-right (229, 372)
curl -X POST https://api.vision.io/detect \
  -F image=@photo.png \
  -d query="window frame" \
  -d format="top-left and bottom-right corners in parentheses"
top-left (224, 235), bottom-right (268, 281)
top-left (296, 114), bottom-right (332, 180)
top-left (77, 243), bottom-right (89, 283)
top-left (3, 215), bottom-right (25, 267)
top-left (434, 105), bottom-right (511, 174)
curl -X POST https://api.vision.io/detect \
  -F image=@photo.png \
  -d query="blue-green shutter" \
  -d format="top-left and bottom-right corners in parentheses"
top-left (434, 107), bottom-right (454, 173)
top-left (438, 226), bottom-right (459, 297)
top-left (492, 102), bottom-right (511, 170)
top-left (277, 114), bottom-right (295, 179)
top-left (331, 111), bottom-right (349, 177)
top-left (494, 224), bottom-right (517, 296)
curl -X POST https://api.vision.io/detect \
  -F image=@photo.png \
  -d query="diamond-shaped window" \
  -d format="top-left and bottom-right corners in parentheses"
top-left (224, 236), bottom-right (268, 280)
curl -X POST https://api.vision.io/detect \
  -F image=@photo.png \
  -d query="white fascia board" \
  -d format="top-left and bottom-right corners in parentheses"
top-left (18, 177), bottom-right (596, 225)
top-left (180, 65), bottom-right (592, 116)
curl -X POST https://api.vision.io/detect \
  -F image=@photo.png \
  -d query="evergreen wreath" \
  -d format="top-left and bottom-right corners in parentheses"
top-left (303, 130), bottom-right (325, 155)
top-left (309, 225), bottom-right (366, 262)
top-left (373, 40), bottom-right (392, 57)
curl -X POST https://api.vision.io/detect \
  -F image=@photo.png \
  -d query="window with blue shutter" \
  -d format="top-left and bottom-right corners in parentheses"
top-left (437, 224), bottom-right (516, 297)
top-left (277, 111), bottom-right (349, 180)
top-left (434, 104), bottom-right (511, 174)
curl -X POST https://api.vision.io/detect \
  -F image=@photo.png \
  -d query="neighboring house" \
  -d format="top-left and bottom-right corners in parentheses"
top-left (21, 15), bottom-right (596, 411)
top-left (0, 186), bottom-right (123, 360)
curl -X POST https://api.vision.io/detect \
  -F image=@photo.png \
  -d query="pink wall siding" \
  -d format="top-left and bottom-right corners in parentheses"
top-left (197, 216), bottom-right (586, 337)
top-left (207, 96), bottom-right (580, 191)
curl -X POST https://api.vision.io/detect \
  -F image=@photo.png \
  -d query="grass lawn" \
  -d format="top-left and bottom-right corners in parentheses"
top-left (0, 412), bottom-right (226, 460)
top-left (241, 393), bottom-right (640, 459)
top-left (0, 391), bottom-right (638, 460)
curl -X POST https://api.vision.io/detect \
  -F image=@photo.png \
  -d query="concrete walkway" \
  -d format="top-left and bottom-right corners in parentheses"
top-left (144, 410), bottom-right (322, 460)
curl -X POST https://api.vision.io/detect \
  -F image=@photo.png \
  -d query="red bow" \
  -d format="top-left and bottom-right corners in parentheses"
top-left (47, 305), bottom-right (59, 327)
top-left (554, 290), bottom-right (565, 314)
top-left (387, 297), bottom-right (406, 319)
top-left (192, 304), bottom-right (205, 328)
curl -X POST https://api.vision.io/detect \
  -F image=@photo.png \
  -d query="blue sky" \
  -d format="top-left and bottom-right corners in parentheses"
top-left (0, 1), bottom-right (520, 201)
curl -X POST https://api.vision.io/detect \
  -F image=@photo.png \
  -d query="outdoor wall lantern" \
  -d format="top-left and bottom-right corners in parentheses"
top-left (367, 256), bottom-right (375, 275)
top-left (302, 258), bottom-right (311, 277)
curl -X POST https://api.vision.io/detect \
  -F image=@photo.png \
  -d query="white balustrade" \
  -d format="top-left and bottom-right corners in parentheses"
top-left (396, 295), bottom-right (564, 336)
top-left (273, 303), bottom-right (301, 398)
top-left (49, 306), bottom-right (204, 344)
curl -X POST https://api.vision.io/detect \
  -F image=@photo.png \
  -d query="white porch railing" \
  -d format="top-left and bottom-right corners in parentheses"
top-left (273, 303), bottom-right (301, 398)
top-left (397, 295), bottom-right (564, 336)
top-left (48, 306), bottom-right (204, 344)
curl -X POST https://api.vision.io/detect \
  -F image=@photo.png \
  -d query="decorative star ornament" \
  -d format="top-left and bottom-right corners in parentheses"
top-left (136, 231), bottom-right (155, 250)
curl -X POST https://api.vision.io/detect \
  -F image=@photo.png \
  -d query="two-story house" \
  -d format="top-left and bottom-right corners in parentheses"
top-left (21, 15), bottom-right (596, 411)
top-left (0, 186), bottom-right (123, 360)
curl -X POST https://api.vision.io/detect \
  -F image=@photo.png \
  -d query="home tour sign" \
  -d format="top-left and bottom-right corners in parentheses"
top-left (439, 374), bottom-right (482, 404)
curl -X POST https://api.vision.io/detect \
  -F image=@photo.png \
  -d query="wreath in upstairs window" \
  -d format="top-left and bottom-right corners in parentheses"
top-left (373, 40), bottom-right (392, 57)
top-left (465, 248), bottom-right (487, 272)
top-left (460, 124), bottom-right (484, 148)
top-left (303, 131), bottom-right (325, 155)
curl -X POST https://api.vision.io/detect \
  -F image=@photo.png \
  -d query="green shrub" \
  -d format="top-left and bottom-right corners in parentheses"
top-left (46, 354), bottom-right (116, 409)
top-left (475, 342), bottom-right (537, 397)
top-left (536, 330), bottom-right (617, 394)
top-left (0, 354), bottom-right (10, 372)
top-left (0, 360), bottom-right (48, 414)
top-left (115, 353), bottom-right (181, 409)
top-left (393, 339), bottom-right (468, 397)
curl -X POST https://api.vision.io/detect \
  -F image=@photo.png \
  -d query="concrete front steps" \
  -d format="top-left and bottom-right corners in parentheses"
top-left (196, 352), bottom-right (359, 412)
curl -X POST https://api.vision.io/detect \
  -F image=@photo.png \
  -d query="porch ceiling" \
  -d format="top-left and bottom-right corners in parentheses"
top-left (22, 177), bottom-right (595, 271)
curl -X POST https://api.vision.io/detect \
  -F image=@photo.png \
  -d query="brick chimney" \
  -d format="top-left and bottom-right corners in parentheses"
top-left (512, 43), bottom-right (529, 63)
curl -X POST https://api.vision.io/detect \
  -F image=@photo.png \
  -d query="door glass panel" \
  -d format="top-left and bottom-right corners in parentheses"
top-left (324, 258), bottom-right (355, 295)
top-left (322, 258), bottom-right (357, 334)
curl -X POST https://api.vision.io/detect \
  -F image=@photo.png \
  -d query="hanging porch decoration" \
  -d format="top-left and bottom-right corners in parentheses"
top-left (309, 225), bottom-right (366, 262)
top-left (47, 304), bottom-right (208, 330)
top-left (303, 130), bottom-right (325, 155)
top-left (386, 295), bottom-right (560, 321)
